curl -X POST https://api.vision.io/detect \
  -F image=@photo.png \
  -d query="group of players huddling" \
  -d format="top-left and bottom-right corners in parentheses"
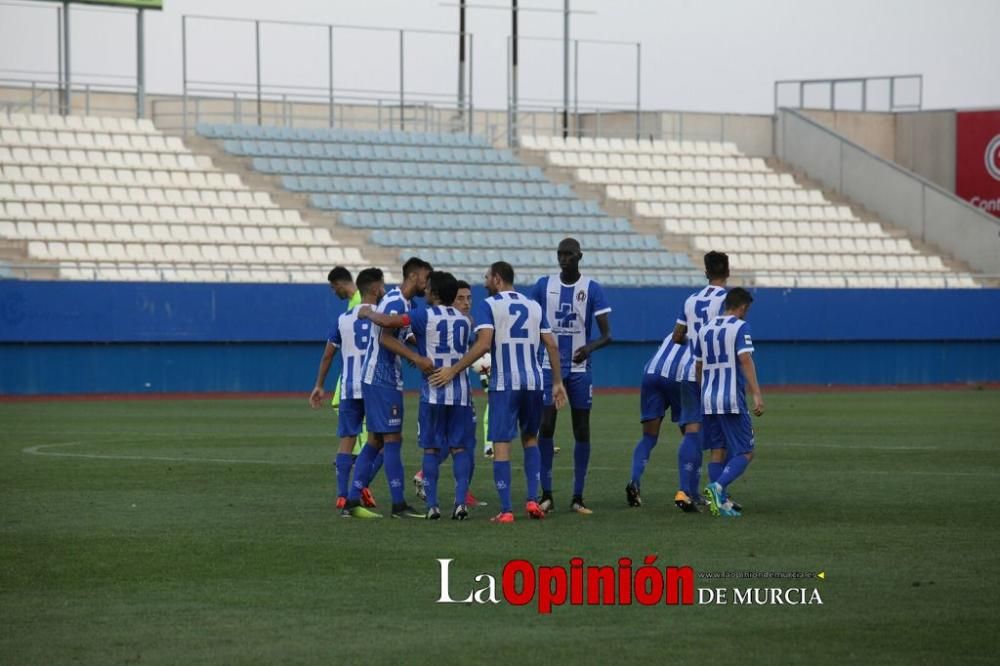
top-left (309, 242), bottom-right (763, 521)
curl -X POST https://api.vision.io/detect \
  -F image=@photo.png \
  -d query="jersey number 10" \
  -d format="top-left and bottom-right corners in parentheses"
top-left (435, 319), bottom-right (470, 354)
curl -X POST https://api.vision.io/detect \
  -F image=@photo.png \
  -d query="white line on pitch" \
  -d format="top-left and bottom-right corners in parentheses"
top-left (22, 443), bottom-right (317, 466)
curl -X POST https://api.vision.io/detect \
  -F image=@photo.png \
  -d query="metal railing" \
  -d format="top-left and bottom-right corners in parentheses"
top-left (180, 14), bottom-right (474, 135)
top-left (774, 74), bottom-right (923, 113)
top-left (0, 76), bottom-right (141, 117)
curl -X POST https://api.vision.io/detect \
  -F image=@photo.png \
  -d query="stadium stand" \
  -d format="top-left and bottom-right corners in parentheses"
top-left (199, 123), bottom-right (703, 287)
top-left (0, 111), bottom-right (981, 288)
top-left (519, 135), bottom-right (979, 288)
top-left (0, 112), bottom-right (383, 283)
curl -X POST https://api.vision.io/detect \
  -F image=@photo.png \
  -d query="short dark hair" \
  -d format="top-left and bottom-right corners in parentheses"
top-left (402, 256), bottom-right (433, 279)
top-left (489, 261), bottom-right (515, 285)
top-left (455, 280), bottom-right (471, 291)
top-left (723, 287), bottom-right (754, 311)
top-left (704, 251), bottom-right (729, 280)
top-left (428, 271), bottom-right (459, 306)
top-left (328, 266), bottom-right (352, 283)
top-left (355, 267), bottom-right (384, 296)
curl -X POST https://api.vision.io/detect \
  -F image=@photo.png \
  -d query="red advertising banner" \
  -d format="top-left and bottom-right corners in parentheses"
top-left (956, 110), bottom-right (1000, 219)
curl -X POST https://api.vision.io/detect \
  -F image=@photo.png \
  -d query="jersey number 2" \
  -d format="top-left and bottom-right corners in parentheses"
top-left (508, 304), bottom-right (529, 338)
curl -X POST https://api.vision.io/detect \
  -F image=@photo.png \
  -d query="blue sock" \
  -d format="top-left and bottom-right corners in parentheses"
top-left (717, 455), bottom-right (750, 489)
top-left (383, 441), bottom-right (406, 506)
top-left (688, 430), bottom-right (704, 496)
top-left (467, 445), bottom-right (476, 484)
top-left (422, 451), bottom-right (440, 509)
top-left (453, 449), bottom-right (471, 506)
top-left (523, 446), bottom-right (541, 501)
top-left (677, 433), bottom-right (701, 496)
top-left (369, 449), bottom-right (384, 482)
top-left (708, 460), bottom-right (724, 484)
top-left (349, 444), bottom-right (378, 501)
top-left (538, 436), bottom-right (554, 493)
top-left (335, 453), bottom-right (353, 499)
top-left (630, 433), bottom-right (658, 485)
top-left (493, 460), bottom-right (512, 513)
top-left (437, 447), bottom-right (450, 464)
top-left (573, 441), bottom-right (590, 498)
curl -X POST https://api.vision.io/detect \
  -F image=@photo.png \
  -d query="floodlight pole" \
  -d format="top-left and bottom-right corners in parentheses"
top-left (328, 25), bottom-right (335, 127)
top-left (457, 0), bottom-right (466, 120)
top-left (562, 0), bottom-right (569, 138)
top-left (255, 20), bottom-right (262, 125)
top-left (635, 41), bottom-right (641, 139)
top-left (181, 16), bottom-right (188, 135)
top-left (573, 39), bottom-right (578, 137)
top-left (399, 30), bottom-right (406, 130)
top-left (62, 1), bottom-right (71, 115)
top-left (136, 8), bottom-right (145, 119)
top-left (56, 5), bottom-right (63, 115)
top-left (510, 0), bottom-right (518, 147)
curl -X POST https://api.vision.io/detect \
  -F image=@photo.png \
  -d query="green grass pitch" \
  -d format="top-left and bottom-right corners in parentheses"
top-left (2, 389), bottom-right (998, 664)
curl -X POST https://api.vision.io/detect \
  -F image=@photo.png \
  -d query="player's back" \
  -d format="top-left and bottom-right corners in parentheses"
top-left (361, 287), bottom-right (411, 390)
top-left (645, 285), bottom-right (727, 382)
top-left (474, 291), bottom-right (547, 392)
top-left (411, 305), bottom-right (472, 405)
top-left (696, 315), bottom-right (754, 415)
top-left (333, 306), bottom-right (372, 400)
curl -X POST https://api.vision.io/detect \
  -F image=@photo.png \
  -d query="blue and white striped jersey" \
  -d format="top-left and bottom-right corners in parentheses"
top-left (361, 287), bottom-right (412, 391)
top-left (410, 305), bottom-right (473, 406)
top-left (644, 285), bottom-right (728, 382)
top-left (328, 305), bottom-right (372, 400)
top-left (693, 315), bottom-right (755, 415)
top-left (531, 275), bottom-right (611, 375)
top-left (473, 291), bottom-right (550, 392)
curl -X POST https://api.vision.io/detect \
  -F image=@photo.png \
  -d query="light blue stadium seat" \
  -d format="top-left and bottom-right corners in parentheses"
top-left (674, 254), bottom-right (695, 269)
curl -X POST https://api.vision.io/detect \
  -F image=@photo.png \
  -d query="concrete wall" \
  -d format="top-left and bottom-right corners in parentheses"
top-left (572, 110), bottom-right (774, 157)
top-left (894, 111), bottom-right (956, 191)
top-left (800, 108), bottom-right (958, 193)
top-left (801, 109), bottom-right (896, 161)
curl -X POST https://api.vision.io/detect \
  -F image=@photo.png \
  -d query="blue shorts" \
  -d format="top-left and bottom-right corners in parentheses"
top-left (337, 398), bottom-right (366, 438)
top-left (639, 375), bottom-right (702, 428)
top-left (361, 383), bottom-right (404, 434)
top-left (703, 412), bottom-right (755, 456)
top-left (417, 402), bottom-right (473, 450)
top-left (542, 369), bottom-right (593, 410)
top-left (488, 389), bottom-right (543, 443)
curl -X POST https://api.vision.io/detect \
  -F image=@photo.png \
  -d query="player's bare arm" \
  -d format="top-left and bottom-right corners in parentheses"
top-left (356, 306), bottom-right (411, 329)
top-left (542, 331), bottom-right (568, 410)
top-left (572, 312), bottom-right (613, 363)
top-left (671, 322), bottom-right (688, 345)
top-left (309, 342), bottom-right (338, 408)
top-left (695, 359), bottom-right (703, 388)
top-left (379, 328), bottom-right (434, 374)
top-left (739, 352), bottom-right (764, 417)
top-left (429, 328), bottom-right (492, 387)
